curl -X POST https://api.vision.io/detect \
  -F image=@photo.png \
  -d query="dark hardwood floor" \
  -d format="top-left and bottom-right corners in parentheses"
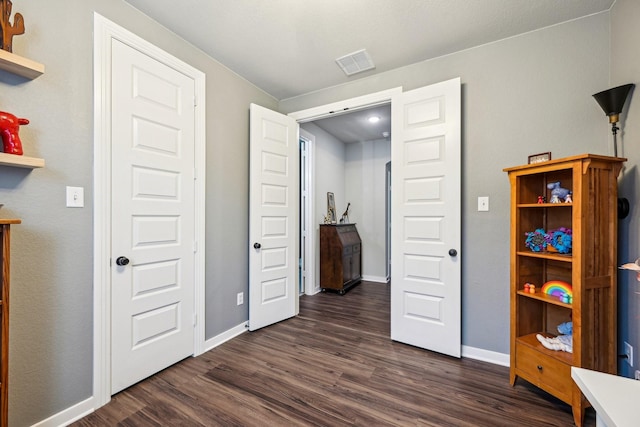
top-left (74, 281), bottom-right (595, 426)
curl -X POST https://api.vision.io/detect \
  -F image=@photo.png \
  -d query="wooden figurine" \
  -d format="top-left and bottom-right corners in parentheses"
top-left (0, 0), bottom-right (25, 53)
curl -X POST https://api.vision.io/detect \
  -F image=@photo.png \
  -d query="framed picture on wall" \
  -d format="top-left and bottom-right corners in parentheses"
top-left (327, 192), bottom-right (336, 224)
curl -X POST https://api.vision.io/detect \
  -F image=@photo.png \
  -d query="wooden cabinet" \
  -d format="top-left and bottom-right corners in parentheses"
top-left (0, 219), bottom-right (19, 426)
top-left (320, 224), bottom-right (362, 294)
top-left (504, 154), bottom-right (624, 427)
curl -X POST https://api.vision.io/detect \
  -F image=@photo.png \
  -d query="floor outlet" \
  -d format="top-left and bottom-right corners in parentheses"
top-left (624, 341), bottom-right (633, 367)
top-left (237, 292), bottom-right (244, 306)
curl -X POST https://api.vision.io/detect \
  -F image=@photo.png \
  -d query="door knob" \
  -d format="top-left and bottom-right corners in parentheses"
top-left (448, 249), bottom-right (457, 257)
top-left (253, 242), bottom-right (261, 249)
top-left (116, 256), bottom-right (130, 266)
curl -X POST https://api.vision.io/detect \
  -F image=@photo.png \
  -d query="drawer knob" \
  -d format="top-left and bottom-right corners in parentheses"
top-left (537, 365), bottom-right (543, 371)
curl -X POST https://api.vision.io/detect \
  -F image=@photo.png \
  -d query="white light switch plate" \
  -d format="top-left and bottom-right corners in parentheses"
top-left (66, 186), bottom-right (84, 208)
top-left (478, 196), bottom-right (489, 211)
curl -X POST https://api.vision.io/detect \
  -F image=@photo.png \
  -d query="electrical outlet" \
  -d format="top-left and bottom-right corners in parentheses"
top-left (237, 292), bottom-right (244, 306)
top-left (477, 196), bottom-right (489, 212)
top-left (625, 341), bottom-right (634, 367)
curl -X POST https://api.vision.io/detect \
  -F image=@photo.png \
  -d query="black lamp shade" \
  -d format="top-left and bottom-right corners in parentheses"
top-left (593, 83), bottom-right (634, 118)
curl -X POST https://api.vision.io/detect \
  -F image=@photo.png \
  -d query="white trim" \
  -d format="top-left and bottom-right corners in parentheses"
top-left (93, 13), bottom-right (206, 408)
top-left (203, 322), bottom-right (249, 353)
top-left (299, 129), bottom-right (317, 295)
top-left (288, 88), bottom-right (402, 122)
top-left (361, 275), bottom-right (389, 284)
top-left (461, 345), bottom-right (510, 367)
top-left (30, 397), bottom-right (95, 427)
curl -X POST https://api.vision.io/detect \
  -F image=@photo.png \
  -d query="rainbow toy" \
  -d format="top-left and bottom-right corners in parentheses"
top-left (542, 280), bottom-right (572, 300)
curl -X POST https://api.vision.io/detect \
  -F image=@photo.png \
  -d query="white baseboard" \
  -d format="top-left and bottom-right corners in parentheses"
top-left (203, 321), bottom-right (248, 353)
top-left (31, 396), bottom-right (95, 427)
top-left (361, 275), bottom-right (389, 283)
top-left (462, 345), bottom-right (510, 367)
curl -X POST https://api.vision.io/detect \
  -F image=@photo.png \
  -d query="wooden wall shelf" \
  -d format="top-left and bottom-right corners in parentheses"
top-left (0, 49), bottom-right (44, 79)
top-left (0, 152), bottom-right (44, 169)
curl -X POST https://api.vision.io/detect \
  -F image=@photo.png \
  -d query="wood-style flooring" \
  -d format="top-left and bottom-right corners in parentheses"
top-left (74, 281), bottom-right (595, 426)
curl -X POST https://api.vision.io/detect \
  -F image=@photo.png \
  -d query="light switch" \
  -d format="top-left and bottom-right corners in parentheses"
top-left (66, 186), bottom-right (84, 208)
top-left (478, 196), bottom-right (489, 212)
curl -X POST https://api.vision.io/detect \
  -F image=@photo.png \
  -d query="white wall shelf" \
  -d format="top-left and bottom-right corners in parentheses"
top-left (0, 152), bottom-right (44, 168)
top-left (0, 49), bottom-right (44, 79)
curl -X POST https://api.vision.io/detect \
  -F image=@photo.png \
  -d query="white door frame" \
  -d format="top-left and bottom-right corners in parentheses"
top-left (289, 88), bottom-right (402, 297)
top-left (288, 87), bottom-right (402, 295)
top-left (92, 13), bottom-right (206, 407)
top-left (299, 129), bottom-right (317, 295)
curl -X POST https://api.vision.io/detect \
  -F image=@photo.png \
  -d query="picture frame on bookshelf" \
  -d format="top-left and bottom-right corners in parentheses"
top-left (528, 152), bottom-right (552, 164)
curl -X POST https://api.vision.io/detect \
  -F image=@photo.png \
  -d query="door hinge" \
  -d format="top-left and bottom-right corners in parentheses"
top-left (194, 167), bottom-right (197, 180)
top-left (193, 96), bottom-right (197, 107)
top-left (193, 240), bottom-right (198, 253)
top-left (193, 313), bottom-right (197, 327)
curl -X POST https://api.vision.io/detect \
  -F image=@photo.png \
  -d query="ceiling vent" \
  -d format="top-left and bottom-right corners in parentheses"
top-left (335, 49), bottom-right (375, 76)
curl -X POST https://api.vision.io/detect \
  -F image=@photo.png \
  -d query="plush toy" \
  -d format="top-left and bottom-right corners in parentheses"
top-left (547, 181), bottom-right (571, 203)
top-left (536, 321), bottom-right (572, 353)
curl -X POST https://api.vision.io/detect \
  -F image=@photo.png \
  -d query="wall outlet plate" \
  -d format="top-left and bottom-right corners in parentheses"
top-left (477, 196), bottom-right (489, 212)
top-left (237, 292), bottom-right (244, 306)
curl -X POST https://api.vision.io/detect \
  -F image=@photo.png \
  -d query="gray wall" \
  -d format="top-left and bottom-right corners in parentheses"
top-left (282, 12), bottom-right (611, 354)
top-left (5, 2), bottom-right (638, 425)
top-left (612, 0), bottom-right (640, 378)
top-left (1, 1), bottom-right (276, 425)
top-left (345, 139), bottom-right (390, 281)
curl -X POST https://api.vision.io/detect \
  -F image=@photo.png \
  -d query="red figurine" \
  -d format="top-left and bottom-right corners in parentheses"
top-left (0, 111), bottom-right (28, 155)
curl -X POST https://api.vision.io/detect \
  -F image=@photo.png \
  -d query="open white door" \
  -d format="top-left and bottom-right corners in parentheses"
top-left (390, 78), bottom-right (461, 357)
top-left (249, 104), bottom-right (299, 331)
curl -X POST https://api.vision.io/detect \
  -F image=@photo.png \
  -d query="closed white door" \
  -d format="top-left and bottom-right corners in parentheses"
top-left (110, 39), bottom-right (196, 393)
top-left (249, 104), bottom-right (299, 331)
top-left (390, 78), bottom-right (461, 357)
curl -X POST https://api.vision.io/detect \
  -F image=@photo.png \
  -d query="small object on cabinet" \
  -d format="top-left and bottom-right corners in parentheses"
top-left (524, 228), bottom-right (547, 252)
top-left (528, 152), bottom-right (551, 164)
top-left (542, 280), bottom-right (573, 302)
top-left (0, 0), bottom-right (25, 53)
top-left (537, 195), bottom-right (546, 204)
top-left (326, 192), bottom-right (336, 224)
top-left (0, 110), bottom-right (28, 155)
top-left (547, 181), bottom-right (571, 203)
top-left (340, 202), bottom-right (350, 224)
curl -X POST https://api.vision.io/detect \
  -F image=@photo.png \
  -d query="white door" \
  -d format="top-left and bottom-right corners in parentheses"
top-left (110, 39), bottom-right (196, 393)
top-left (390, 78), bottom-right (461, 357)
top-left (249, 104), bottom-right (299, 331)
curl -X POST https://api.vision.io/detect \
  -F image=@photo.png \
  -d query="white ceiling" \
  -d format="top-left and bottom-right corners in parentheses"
top-left (124, 0), bottom-right (614, 142)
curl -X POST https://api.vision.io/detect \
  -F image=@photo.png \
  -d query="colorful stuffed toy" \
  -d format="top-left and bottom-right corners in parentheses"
top-left (536, 321), bottom-right (573, 353)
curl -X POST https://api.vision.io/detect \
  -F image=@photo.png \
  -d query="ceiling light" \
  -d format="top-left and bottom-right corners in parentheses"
top-left (368, 116), bottom-right (380, 123)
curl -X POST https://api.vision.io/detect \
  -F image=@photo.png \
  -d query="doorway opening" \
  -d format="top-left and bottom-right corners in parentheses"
top-left (290, 88), bottom-right (400, 296)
